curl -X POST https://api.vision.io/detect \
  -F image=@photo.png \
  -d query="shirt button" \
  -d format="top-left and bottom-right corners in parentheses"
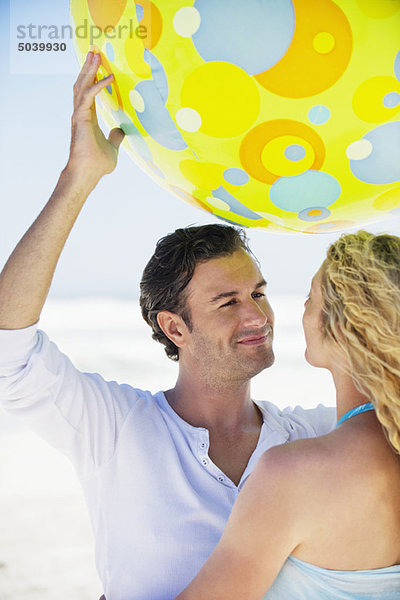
top-left (202, 458), bottom-right (208, 466)
top-left (200, 442), bottom-right (207, 449)
top-left (218, 475), bottom-right (224, 482)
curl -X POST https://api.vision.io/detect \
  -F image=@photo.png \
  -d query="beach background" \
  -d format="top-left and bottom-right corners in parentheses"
top-left (1, 1), bottom-right (400, 598)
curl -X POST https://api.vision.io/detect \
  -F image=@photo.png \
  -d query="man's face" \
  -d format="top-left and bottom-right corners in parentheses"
top-left (181, 249), bottom-right (274, 386)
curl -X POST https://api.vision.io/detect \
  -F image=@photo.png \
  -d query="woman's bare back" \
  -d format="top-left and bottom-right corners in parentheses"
top-left (290, 412), bottom-right (400, 570)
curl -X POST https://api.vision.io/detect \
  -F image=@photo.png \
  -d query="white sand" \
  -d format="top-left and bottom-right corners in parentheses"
top-left (0, 297), bottom-right (335, 598)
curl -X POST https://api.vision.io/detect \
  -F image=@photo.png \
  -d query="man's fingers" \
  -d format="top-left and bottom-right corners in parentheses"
top-left (82, 52), bottom-right (102, 84)
top-left (76, 73), bottom-right (113, 113)
top-left (108, 127), bottom-right (125, 150)
top-left (73, 51), bottom-right (95, 92)
top-left (73, 52), bottom-right (103, 103)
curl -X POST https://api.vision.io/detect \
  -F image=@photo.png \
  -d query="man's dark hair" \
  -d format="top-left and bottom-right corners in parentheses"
top-left (140, 224), bottom-right (251, 361)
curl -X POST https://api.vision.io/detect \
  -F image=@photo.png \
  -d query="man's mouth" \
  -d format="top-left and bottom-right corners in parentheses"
top-left (237, 327), bottom-right (272, 346)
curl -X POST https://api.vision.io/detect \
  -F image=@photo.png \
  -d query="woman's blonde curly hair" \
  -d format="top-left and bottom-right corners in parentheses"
top-left (321, 230), bottom-right (400, 453)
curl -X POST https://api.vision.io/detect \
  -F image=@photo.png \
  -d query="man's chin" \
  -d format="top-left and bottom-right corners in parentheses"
top-left (266, 352), bottom-right (275, 368)
top-left (260, 350), bottom-right (275, 371)
top-left (242, 350), bottom-right (275, 378)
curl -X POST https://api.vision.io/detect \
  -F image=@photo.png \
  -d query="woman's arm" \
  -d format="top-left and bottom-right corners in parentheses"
top-left (175, 447), bottom-right (307, 600)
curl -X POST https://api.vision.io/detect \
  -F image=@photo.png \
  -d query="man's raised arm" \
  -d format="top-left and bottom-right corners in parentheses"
top-left (0, 52), bottom-right (124, 330)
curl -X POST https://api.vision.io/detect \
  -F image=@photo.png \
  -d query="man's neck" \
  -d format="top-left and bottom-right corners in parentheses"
top-left (164, 375), bottom-right (261, 434)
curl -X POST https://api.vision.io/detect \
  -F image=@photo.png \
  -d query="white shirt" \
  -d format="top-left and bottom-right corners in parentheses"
top-left (0, 325), bottom-right (336, 600)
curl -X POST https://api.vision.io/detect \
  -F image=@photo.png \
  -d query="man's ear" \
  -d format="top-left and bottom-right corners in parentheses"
top-left (157, 311), bottom-right (189, 350)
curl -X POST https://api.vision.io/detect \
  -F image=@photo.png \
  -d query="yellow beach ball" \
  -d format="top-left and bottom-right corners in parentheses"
top-left (70, 0), bottom-right (400, 234)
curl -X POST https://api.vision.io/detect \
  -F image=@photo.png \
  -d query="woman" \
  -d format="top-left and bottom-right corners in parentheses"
top-left (175, 231), bottom-right (400, 599)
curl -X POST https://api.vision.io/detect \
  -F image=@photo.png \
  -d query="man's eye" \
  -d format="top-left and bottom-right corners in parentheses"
top-left (252, 292), bottom-right (265, 299)
top-left (220, 299), bottom-right (236, 308)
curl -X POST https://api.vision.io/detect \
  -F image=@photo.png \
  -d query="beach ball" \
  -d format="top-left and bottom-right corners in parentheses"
top-left (70, 0), bottom-right (400, 234)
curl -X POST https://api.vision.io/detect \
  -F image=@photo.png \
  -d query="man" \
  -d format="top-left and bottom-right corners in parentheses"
top-left (0, 53), bottom-right (335, 599)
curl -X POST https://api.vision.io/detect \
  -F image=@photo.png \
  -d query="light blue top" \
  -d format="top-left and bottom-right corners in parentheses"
top-left (265, 555), bottom-right (400, 599)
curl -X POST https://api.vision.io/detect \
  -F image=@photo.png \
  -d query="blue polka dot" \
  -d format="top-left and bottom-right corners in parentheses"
top-left (135, 79), bottom-right (187, 150)
top-left (223, 168), bottom-right (249, 185)
top-left (383, 92), bottom-right (400, 108)
top-left (349, 122), bottom-right (400, 185)
top-left (298, 207), bottom-right (331, 221)
top-left (285, 144), bottom-right (306, 161)
top-left (134, 50), bottom-right (187, 151)
top-left (143, 49), bottom-right (169, 103)
top-left (136, 4), bottom-right (144, 22)
top-left (105, 42), bottom-right (115, 62)
top-left (308, 105), bottom-right (331, 125)
top-left (106, 85), bottom-right (113, 95)
top-left (269, 171), bottom-right (341, 212)
top-left (212, 187), bottom-right (262, 220)
top-left (394, 50), bottom-right (400, 83)
top-left (193, 0), bottom-right (295, 75)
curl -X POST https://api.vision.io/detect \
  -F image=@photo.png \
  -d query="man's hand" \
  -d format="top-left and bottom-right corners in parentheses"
top-left (67, 51), bottom-right (125, 183)
top-left (0, 53), bottom-right (125, 330)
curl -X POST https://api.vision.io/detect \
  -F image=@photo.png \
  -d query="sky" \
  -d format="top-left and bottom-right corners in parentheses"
top-left (1, 0), bottom-right (400, 299)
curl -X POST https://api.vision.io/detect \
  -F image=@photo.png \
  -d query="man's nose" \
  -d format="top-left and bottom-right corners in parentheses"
top-left (241, 299), bottom-right (269, 328)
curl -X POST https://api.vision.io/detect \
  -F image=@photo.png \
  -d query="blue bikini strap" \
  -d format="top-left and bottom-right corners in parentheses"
top-left (336, 402), bottom-right (374, 428)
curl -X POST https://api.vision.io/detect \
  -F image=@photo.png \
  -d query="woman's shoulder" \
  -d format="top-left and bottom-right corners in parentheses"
top-left (255, 421), bottom-right (398, 515)
top-left (244, 420), bottom-right (400, 568)
top-left (262, 415), bottom-right (394, 470)
top-left (257, 428), bottom-right (337, 479)
top-left (252, 434), bottom-right (337, 520)
top-left (259, 424), bottom-right (400, 521)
